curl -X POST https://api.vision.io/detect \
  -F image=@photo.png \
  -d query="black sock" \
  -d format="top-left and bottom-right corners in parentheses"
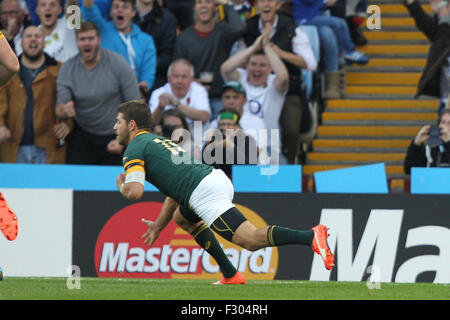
top-left (267, 225), bottom-right (314, 247)
top-left (191, 223), bottom-right (237, 278)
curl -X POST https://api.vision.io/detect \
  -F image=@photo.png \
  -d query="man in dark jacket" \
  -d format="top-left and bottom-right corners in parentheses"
top-left (405, 0), bottom-right (450, 115)
top-left (404, 109), bottom-right (450, 174)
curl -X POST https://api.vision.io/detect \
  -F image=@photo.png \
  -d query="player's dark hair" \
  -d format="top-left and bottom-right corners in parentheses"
top-left (118, 100), bottom-right (152, 130)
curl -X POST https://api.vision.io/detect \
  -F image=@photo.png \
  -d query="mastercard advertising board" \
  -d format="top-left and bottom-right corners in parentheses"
top-left (82, 195), bottom-right (279, 280)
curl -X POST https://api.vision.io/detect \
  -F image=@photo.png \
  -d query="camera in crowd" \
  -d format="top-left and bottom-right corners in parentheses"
top-left (428, 125), bottom-right (442, 147)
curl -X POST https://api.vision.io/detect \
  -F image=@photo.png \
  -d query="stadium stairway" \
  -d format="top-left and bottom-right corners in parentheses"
top-left (303, 0), bottom-right (440, 192)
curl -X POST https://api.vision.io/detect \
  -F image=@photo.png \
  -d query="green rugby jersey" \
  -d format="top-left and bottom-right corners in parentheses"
top-left (122, 131), bottom-right (212, 208)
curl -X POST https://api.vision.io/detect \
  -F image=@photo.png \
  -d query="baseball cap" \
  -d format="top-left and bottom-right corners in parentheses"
top-left (222, 81), bottom-right (246, 97)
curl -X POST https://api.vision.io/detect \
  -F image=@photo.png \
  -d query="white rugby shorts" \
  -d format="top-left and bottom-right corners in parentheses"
top-left (188, 169), bottom-right (235, 226)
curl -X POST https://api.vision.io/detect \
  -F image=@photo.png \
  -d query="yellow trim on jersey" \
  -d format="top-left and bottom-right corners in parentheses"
top-left (124, 159), bottom-right (145, 170)
top-left (125, 165), bottom-right (145, 175)
top-left (0, 31), bottom-right (4, 40)
top-left (136, 130), bottom-right (150, 137)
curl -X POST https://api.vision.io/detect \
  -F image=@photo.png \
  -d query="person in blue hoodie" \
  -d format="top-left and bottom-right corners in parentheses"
top-left (82, 0), bottom-right (156, 97)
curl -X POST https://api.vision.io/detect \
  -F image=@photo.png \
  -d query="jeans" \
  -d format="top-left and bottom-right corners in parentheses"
top-left (308, 15), bottom-right (356, 55)
top-left (16, 145), bottom-right (46, 164)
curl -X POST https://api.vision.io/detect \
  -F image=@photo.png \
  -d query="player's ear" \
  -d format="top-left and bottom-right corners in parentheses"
top-left (128, 119), bottom-right (137, 131)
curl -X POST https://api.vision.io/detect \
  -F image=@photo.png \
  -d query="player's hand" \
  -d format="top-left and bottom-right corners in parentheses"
top-left (116, 173), bottom-right (125, 190)
top-left (141, 218), bottom-right (161, 247)
top-left (414, 124), bottom-right (431, 145)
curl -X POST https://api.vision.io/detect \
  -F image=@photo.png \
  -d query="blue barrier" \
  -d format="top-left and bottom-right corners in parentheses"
top-left (0, 163), bottom-right (157, 191)
top-left (1, 163), bottom-right (447, 194)
top-left (314, 163), bottom-right (389, 194)
top-left (232, 165), bottom-right (302, 193)
top-left (411, 167), bottom-right (450, 194)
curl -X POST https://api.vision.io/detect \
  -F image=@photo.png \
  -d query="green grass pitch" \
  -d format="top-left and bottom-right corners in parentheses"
top-left (0, 277), bottom-right (449, 300)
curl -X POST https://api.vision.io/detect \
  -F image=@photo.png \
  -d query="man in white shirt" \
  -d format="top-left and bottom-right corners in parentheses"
top-left (36, 0), bottom-right (78, 63)
top-left (149, 58), bottom-right (211, 134)
top-left (241, 0), bottom-right (317, 164)
top-left (221, 30), bottom-right (289, 164)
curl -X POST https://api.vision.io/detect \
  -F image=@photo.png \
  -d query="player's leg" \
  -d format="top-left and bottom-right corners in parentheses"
top-left (175, 206), bottom-right (245, 283)
top-left (211, 207), bottom-right (335, 270)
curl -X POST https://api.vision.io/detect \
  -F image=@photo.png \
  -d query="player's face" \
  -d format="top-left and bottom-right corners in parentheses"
top-left (221, 89), bottom-right (246, 114)
top-left (114, 112), bottom-right (131, 146)
top-left (256, 0), bottom-right (281, 25)
top-left (168, 63), bottom-right (194, 98)
top-left (246, 54), bottom-right (271, 87)
top-left (194, 0), bottom-right (216, 24)
top-left (111, 0), bottom-right (136, 33)
top-left (21, 26), bottom-right (45, 60)
top-left (36, 0), bottom-right (62, 29)
top-left (76, 29), bottom-right (101, 64)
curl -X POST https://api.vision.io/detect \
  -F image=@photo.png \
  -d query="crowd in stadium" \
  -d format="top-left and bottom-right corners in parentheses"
top-left (0, 0), bottom-right (448, 176)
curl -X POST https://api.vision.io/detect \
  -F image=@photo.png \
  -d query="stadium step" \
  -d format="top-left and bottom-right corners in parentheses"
top-left (346, 72), bottom-right (421, 85)
top-left (317, 125), bottom-right (421, 137)
top-left (303, 0), bottom-right (438, 192)
top-left (326, 99), bottom-right (439, 111)
top-left (307, 152), bottom-right (405, 163)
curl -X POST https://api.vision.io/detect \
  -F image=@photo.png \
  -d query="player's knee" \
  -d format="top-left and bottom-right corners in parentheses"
top-left (233, 234), bottom-right (262, 252)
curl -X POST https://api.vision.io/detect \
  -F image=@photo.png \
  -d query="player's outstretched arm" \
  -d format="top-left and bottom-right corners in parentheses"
top-left (0, 32), bottom-right (19, 87)
top-left (116, 173), bottom-right (144, 201)
top-left (141, 197), bottom-right (178, 246)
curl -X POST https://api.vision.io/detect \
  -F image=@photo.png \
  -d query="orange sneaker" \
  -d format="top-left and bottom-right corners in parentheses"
top-left (312, 224), bottom-right (334, 270)
top-left (213, 271), bottom-right (246, 285)
top-left (0, 192), bottom-right (18, 241)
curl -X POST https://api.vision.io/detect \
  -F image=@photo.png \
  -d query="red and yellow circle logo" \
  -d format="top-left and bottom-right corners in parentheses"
top-left (94, 202), bottom-right (278, 280)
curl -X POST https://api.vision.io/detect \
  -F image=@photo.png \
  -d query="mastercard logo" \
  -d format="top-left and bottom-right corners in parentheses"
top-left (94, 202), bottom-right (278, 280)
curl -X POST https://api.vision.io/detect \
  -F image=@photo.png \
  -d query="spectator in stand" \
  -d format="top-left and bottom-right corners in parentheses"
top-left (36, 0), bottom-right (79, 63)
top-left (173, 0), bottom-right (245, 121)
top-left (26, 0), bottom-right (112, 25)
top-left (404, 109), bottom-right (450, 174)
top-left (148, 58), bottom-right (211, 135)
top-left (0, 26), bottom-right (71, 164)
top-left (163, 0), bottom-right (194, 31)
top-left (0, 0), bottom-right (30, 55)
top-left (203, 108), bottom-right (258, 179)
top-left (241, 0), bottom-right (317, 164)
top-left (55, 22), bottom-right (140, 165)
top-left (290, 0), bottom-right (369, 99)
top-left (405, 0), bottom-right (450, 115)
top-left (82, 0), bottom-right (157, 97)
top-left (134, 0), bottom-right (177, 94)
top-left (209, 81), bottom-right (267, 162)
top-left (328, 0), bottom-right (369, 45)
top-left (216, 0), bottom-right (257, 56)
top-left (221, 30), bottom-right (289, 164)
top-left (216, 0), bottom-right (256, 22)
top-left (152, 108), bottom-right (202, 159)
